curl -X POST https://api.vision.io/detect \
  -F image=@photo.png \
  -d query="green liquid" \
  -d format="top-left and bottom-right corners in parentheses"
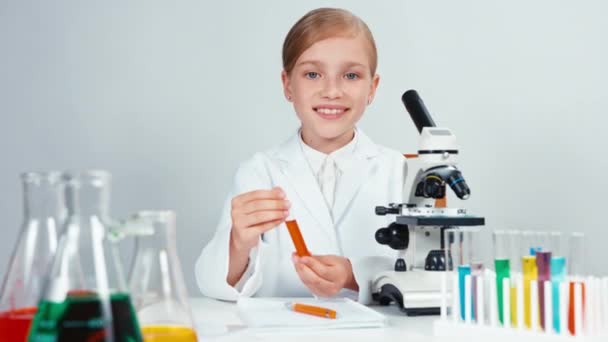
top-left (495, 258), bottom-right (510, 325)
top-left (28, 292), bottom-right (143, 342)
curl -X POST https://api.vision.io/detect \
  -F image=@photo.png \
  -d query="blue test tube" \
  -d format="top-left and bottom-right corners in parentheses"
top-left (458, 264), bottom-right (471, 320)
top-left (547, 231), bottom-right (566, 333)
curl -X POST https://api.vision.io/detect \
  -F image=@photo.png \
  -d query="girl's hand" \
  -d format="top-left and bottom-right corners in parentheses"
top-left (230, 186), bottom-right (290, 252)
top-left (292, 253), bottom-right (359, 297)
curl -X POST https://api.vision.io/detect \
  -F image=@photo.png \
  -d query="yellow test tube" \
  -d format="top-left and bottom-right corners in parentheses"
top-left (510, 285), bottom-right (518, 325)
top-left (522, 255), bottom-right (537, 328)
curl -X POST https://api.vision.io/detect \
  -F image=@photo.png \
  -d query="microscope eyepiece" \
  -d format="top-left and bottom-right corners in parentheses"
top-left (402, 90), bottom-right (436, 133)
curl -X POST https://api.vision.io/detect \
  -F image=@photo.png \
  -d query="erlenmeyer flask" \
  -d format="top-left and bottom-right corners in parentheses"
top-left (127, 211), bottom-right (197, 342)
top-left (0, 172), bottom-right (62, 341)
top-left (28, 171), bottom-right (143, 342)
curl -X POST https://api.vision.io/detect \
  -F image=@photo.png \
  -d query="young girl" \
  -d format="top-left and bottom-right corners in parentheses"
top-left (195, 7), bottom-right (407, 304)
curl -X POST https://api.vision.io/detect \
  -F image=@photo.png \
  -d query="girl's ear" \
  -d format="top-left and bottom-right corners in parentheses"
top-left (281, 70), bottom-right (293, 102)
top-left (367, 74), bottom-right (380, 106)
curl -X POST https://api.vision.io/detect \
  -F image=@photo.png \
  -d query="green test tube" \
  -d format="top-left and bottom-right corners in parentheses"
top-left (493, 230), bottom-right (510, 325)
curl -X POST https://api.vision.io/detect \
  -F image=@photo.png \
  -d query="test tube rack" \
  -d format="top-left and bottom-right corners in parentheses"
top-left (434, 271), bottom-right (608, 340)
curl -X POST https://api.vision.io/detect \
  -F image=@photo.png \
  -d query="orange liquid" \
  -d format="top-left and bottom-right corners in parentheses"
top-left (568, 281), bottom-right (586, 335)
top-left (142, 325), bottom-right (197, 342)
top-left (0, 306), bottom-right (37, 341)
top-left (285, 220), bottom-right (310, 257)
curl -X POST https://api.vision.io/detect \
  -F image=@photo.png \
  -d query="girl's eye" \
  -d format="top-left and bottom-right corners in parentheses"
top-left (345, 73), bottom-right (359, 80)
top-left (305, 72), bottom-right (319, 79)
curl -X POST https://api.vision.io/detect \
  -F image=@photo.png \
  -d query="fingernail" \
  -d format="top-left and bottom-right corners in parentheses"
top-left (285, 200), bottom-right (291, 208)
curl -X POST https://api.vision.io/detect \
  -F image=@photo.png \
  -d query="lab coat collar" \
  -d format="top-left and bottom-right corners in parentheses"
top-left (274, 127), bottom-right (380, 233)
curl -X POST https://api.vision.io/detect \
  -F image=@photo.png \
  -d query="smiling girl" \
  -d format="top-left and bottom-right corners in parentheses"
top-left (195, 7), bottom-right (407, 303)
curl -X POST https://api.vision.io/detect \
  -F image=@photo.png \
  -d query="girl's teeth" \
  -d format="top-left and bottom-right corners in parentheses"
top-left (317, 108), bottom-right (343, 115)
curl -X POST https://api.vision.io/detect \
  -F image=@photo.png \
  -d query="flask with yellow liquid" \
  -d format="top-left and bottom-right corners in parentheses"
top-left (126, 211), bottom-right (198, 342)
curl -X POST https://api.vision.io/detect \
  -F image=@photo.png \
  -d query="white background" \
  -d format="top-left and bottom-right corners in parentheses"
top-left (1, 0), bottom-right (606, 293)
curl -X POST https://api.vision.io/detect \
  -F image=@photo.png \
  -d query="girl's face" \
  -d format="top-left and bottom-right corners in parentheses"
top-left (282, 34), bottom-right (380, 152)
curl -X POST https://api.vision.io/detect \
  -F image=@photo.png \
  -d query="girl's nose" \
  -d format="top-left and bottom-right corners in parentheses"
top-left (320, 78), bottom-right (343, 99)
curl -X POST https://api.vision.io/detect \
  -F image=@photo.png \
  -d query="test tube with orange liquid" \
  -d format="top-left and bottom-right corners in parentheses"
top-left (567, 232), bottom-right (586, 335)
top-left (285, 219), bottom-right (310, 257)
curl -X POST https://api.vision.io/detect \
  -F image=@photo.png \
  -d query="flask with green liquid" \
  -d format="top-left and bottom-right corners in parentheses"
top-left (27, 171), bottom-right (143, 342)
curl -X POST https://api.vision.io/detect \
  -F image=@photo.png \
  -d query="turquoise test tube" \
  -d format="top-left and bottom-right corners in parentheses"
top-left (458, 264), bottom-right (471, 320)
top-left (551, 256), bottom-right (566, 332)
top-left (547, 231), bottom-right (567, 333)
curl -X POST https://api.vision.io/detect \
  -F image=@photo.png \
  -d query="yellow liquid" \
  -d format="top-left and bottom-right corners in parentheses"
top-left (522, 255), bottom-right (537, 329)
top-left (510, 286), bottom-right (517, 326)
top-left (142, 325), bottom-right (197, 342)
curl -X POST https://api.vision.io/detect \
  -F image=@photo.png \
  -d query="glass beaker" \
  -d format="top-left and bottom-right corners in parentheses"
top-left (127, 211), bottom-right (197, 342)
top-left (0, 172), bottom-right (63, 341)
top-left (27, 171), bottom-right (142, 342)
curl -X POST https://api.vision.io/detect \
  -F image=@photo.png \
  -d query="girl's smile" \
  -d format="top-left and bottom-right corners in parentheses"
top-left (313, 104), bottom-right (349, 121)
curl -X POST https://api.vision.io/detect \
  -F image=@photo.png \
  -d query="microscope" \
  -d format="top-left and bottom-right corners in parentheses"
top-left (371, 90), bottom-right (485, 316)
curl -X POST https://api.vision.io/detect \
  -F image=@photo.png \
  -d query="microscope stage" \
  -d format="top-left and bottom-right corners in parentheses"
top-left (396, 215), bottom-right (485, 227)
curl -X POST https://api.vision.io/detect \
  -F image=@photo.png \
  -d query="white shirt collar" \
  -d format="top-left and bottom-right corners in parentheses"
top-left (299, 129), bottom-right (358, 175)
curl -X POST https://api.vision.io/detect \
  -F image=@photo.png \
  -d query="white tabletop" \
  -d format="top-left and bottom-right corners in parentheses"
top-left (190, 297), bottom-right (438, 342)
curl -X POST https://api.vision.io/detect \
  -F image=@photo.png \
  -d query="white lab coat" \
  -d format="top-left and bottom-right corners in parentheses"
top-left (195, 128), bottom-right (407, 304)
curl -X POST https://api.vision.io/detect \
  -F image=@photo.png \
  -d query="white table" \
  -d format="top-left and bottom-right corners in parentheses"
top-left (190, 297), bottom-right (438, 341)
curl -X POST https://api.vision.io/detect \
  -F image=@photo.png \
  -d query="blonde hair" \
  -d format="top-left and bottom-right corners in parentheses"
top-left (282, 8), bottom-right (377, 76)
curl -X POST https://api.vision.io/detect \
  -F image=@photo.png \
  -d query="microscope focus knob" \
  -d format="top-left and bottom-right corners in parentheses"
top-left (375, 206), bottom-right (400, 216)
top-left (424, 250), bottom-right (447, 271)
top-left (375, 223), bottom-right (409, 250)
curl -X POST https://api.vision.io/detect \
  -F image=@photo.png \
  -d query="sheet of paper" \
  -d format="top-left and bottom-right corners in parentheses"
top-left (237, 297), bottom-right (387, 331)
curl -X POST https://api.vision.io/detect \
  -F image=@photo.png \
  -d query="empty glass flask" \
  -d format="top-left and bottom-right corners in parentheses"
top-left (0, 172), bottom-right (63, 341)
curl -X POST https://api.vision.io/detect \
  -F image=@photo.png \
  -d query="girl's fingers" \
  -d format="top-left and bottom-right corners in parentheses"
top-left (300, 256), bottom-right (333, 281)
top-left (240, 210), bottom-right (289, 228)
top-left (294, 262), bottom-right (337, 296)
top-left (239, 199), bottom-right (291, 215)
top-left (251, 218), bottom-right (286, 234)
top-left (311, 255), bottom-right (340, 266)
top-left (232, 187), bottom-right (285, 207)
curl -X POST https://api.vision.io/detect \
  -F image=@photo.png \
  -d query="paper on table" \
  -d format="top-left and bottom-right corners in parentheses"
top-left (237, 297), bottom-right (387, 330)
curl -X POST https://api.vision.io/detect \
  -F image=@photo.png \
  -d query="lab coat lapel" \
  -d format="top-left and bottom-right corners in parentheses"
top-left (276, 132), bottom-right (334, 233)
top-left (332, 130), bottom-right (380, 224)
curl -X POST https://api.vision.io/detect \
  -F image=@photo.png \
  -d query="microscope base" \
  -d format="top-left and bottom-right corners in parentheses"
top-left (371, 270), bottom-right (451, 316)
